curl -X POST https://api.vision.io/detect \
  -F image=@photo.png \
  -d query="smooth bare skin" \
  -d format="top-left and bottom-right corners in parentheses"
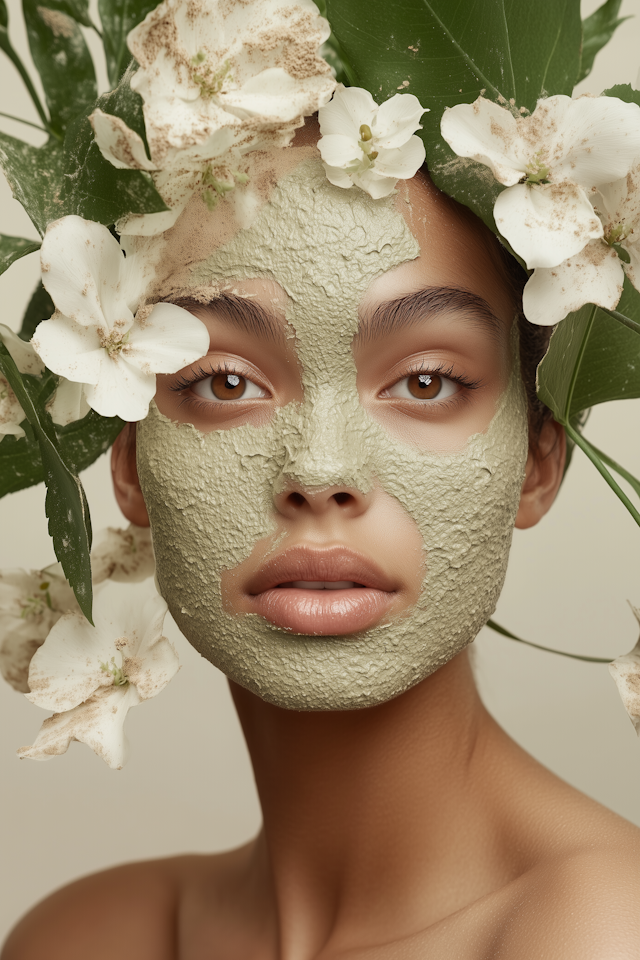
top-left (4, 131), bottom-right (640, 960)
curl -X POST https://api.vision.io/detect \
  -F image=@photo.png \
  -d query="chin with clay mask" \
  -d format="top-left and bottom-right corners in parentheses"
top-left (136, 158), bottom-right (529, 711)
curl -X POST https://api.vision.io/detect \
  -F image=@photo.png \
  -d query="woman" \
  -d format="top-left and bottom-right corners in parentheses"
top-left (3, 112), bottom-right (640, 958)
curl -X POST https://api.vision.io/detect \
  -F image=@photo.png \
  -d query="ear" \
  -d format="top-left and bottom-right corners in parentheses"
top-left (111, 424), bottom-right (150, 527)
top-left (514, 420), bottom-right (566, 530)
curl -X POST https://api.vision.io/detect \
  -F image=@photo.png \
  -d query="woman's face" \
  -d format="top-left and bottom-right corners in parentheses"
top-left (136, 151), bottom-right (529, 710)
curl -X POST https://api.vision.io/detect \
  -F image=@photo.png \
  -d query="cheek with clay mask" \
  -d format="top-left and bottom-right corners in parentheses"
top-left (137, 159), bottom-right (529, 711)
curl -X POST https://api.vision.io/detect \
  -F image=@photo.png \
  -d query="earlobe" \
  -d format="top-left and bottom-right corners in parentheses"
top-left (111, 424), bottom-right (150, 527)
top-left (514, 420), bottom-right (566, 530)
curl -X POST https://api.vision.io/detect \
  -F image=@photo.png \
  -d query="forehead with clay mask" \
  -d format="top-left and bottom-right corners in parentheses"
top-left (135, 126), bottom-right (529, 710)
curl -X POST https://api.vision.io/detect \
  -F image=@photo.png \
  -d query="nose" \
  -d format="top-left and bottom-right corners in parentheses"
top-left (274, 483), bottom-right (370, 519)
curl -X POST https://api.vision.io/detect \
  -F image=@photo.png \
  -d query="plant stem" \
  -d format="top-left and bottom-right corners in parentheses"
top-left (0, 43), bottom-right (50, 132)
top-left (565, 422), bottom-right (640, 527)
top-left (600, 306), bottom-right (640, 336)
top-left (587, 442), bottom-right (640, 499)
top-left (0, 110), bottom-right (48, 134)
top-left (486, 619), bottom-right (611, 663)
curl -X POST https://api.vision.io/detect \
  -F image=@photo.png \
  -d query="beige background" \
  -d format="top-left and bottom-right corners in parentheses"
top-left (2, 0), bottom-right (640, 942)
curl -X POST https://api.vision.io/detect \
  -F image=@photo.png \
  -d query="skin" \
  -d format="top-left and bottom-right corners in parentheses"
top-left (4, 128), bottom-right (640, 960)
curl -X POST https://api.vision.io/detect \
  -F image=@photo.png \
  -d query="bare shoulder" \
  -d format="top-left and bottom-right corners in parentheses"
top-left (492, 829), bottom-right (640, 959)
top-left (0, 849), bottom-right (244, 960)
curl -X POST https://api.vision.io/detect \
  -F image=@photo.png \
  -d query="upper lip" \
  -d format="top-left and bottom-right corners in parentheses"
top-left (246, 546), bottom-right (398, 595)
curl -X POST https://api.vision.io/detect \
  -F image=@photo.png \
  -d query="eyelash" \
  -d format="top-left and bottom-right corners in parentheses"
top-left (169, 361), bottom-right (265, 408)
top-left (168, 359), bottom-right (483, 408)
top-left (390, 360), bottom-right (483, 395)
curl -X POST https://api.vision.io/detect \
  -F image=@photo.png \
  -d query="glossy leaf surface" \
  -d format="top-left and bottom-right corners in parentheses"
top-left (0, 134), bottom-right (64, 235)
top-left (325, 0), bottom-right (583, 235)
top-left (22, 0), bottom-right (97, 139)
top-left (0, 341), bottom-right (94, 620)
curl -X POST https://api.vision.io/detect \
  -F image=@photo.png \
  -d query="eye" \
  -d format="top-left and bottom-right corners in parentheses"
top-left (387, 372), bottom-right (458, 401)
top-left (192, 372), bottom-right (268, 402)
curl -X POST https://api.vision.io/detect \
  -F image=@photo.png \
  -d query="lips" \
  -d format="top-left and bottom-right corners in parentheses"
top-left (245, 546), bottom-right (398, 635)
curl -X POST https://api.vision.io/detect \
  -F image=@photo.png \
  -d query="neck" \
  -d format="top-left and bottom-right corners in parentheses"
top-left (230, 647), bottom-right (516, 956)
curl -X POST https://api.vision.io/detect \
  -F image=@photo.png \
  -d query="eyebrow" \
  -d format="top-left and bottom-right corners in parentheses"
top-left (356, 287), bottom-right (506, 345)
top-left (176, 293), bottom-right (286, 344)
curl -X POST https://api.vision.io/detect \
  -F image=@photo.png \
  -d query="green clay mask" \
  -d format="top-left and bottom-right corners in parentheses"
top-left (136, 159), bottom-right (529, 710)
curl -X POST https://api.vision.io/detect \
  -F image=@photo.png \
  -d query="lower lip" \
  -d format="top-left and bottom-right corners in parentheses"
top-left (250, 586), bottom-right (395, 635)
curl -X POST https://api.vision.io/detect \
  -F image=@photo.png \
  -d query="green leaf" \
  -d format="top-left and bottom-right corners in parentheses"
top-left (98, 0), bottom-right (159, 88)
top-left (0, 341), bottom-right (93, 620)
top-left (52, 0), bottom-right (92, 28)
top-left (0, 0), bottom-right (49, 128)
top-left (579, 0), bottom-right (631, 83)
top-left (19, 281), bottom-right (54, 341)
top-left (537, 279), bottom-right (640, 422)
top-left (0, 133), bottom-right (65, 235)
top-left (0, 408), bottom-right (124, 498)
top-left (61, 75), bottom-right (168, 226)
top-left (602, 82), bottom-right (640, 108)
top-left (0, 234), bottom-right (40, 277)
top-left (22, 0), bottom-right (97, 140)
top-left (326, 0), bottom-right (583, 236)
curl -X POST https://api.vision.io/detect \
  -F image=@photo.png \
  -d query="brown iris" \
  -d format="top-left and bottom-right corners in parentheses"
top-left (211, 372), bottom-right (246, 400)
top-left (407, 373), bottom-right (441, 399)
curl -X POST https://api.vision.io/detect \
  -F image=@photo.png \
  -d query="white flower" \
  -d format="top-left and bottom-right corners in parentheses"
top-left (318, 86), bottom-right (427, 199)
top-left (522, 166), bottom-right (640, 325)
top-left (0, 566), bottom-right (77, 693)
top-left (90, 0), bottom-right (335, 235)
top-left (31, 216), bottom-right (210, 421)
top-left (609, 604), bottom-right (640, 735)
top-left (18, 583), bottom-right (178, 769)
top-left (441, 94), bottom-right (640, 270)
top-left (0, 324), bottom-right (92, 432)
top-left (91, 524), bottom-right (155, 585)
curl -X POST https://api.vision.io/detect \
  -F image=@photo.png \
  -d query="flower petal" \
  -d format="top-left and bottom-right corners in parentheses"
top-left (440, 97), bottom-right (523, 186)
top-left (318, 85), bottom-right (377, 139)
top-left (40, 217), bottom-right (133, 328)
top-left (0, 324), bottom-right (44, 376)
top-left (374, 137), bottom-right (426, 179)
top-left (373, 94), bottom-right (426, 149)
top-left (89, 109), bottom-right (157, 171)
top-left (126, 302), bottom-right (209, 374)
top-left (322, 163), bottom-right (355, 190)
top-left (47, 378), bottom-right (90, 426)
top-left (317, 133), bottom-right (362, 169)
top-left (522, 241), bottom-right (623, 325)
top-left (91, 525), bottom-right (155, 585)
top-left (352, 169), bottom-right (398, 199)
top-left (84, 356), bottom-right (155, 421)
top-left (18, 684), bottom-right (140, 769)
top-left (544, 95), bottom-right (640, 188)
top-left (494, 182), bottom-right (604, 269)
top-left (31, 315), bottom-right (103, 386)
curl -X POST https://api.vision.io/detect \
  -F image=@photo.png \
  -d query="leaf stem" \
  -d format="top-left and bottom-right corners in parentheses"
top-left (565, 422), bottom-right (640, 527)
top-left (0, 41), bottom-right (50, 131)
top-left (587, 442), bottom-right (640, 499)
top-left (0, 110), bottom-right (48, 134)
top-left (600, 305), bottom-right (640, 336)
top-left (486, 619), bottom-right (611, 663)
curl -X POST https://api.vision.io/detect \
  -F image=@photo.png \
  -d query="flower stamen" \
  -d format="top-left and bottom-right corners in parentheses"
top-left (100, 656), bottom-right (129, 687)
top-left (190, 52), bottom-right (233, 100)
top-left (523, 152), bottom-right (551, 185)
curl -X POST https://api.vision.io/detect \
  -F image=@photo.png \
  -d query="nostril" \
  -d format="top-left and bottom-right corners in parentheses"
top-left (333, 492), bottom-right (352, 506)
top-left (288, 492), bottom-right (306, 508)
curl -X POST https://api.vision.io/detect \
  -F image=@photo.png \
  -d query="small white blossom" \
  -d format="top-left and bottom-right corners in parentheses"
top-left (18, 583), bottom-right (178, 769)
top-left (609, 604), bottom-right (640, 735)
top-left (31, 216), bottom-right (210, 421)
top-left (90, 0), bottom-right (335, 234)
top-left (318, 86), bottom-right (427, 199)
top-left (0, 566), bottom-right (77, 693)
top-left (441, 94), bottom-right (640, 271)
top-left (91, 524), bottom-right (155, 585)
top-left (522, 166), bottom-right (640, 325)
